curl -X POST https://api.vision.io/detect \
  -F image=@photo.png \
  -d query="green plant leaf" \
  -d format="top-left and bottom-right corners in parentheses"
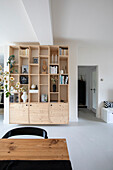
top-left (6, 92), bottom-right (11, 98)
top-left (5, 84), bottom-right (8, 91)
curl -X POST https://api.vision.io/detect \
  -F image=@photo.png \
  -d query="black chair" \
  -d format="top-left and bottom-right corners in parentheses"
top-left (2, 127), bottom-right (48, 139)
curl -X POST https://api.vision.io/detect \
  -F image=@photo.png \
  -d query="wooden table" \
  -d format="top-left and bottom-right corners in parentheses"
top-left (0, 139), bottom-right (69, 160)
top-left (0, 139), bottom-right (72, 170)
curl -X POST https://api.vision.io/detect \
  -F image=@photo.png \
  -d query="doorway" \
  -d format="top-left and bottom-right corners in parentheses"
top-left (78, 66), bottom-right (98, 118)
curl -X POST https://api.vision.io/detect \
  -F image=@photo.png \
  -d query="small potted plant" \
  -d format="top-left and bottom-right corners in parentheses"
top-left (51, 76), bottom-right (58, 92)
top-left (7, 55), bottom-right (18, 74)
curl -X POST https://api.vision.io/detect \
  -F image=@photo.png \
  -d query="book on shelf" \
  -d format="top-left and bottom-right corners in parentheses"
top-left (59, 47), bottom-right (68, 55)
top-left (65, 76), bottom-right (68, 84)
top-left (50, 66), bottom-right (58, 74)
top-left (62, 76), bottom-right (64, 84)
top-left (64, 49), bottom-right (67, 55)
top-left (60, 75), bottom-right (68, 84)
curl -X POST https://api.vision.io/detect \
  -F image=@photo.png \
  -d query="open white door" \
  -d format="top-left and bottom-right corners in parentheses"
top-left (91, 68), bottom-right (97, 113)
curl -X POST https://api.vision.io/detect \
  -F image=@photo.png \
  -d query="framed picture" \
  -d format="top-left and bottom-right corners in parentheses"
top-left (33, 57), bottom-right (38, 64)
top-left (20, 75), bottom-right (28, 84)
top-left (41, 94), bottom-right (48, 102)
top-left (22, 65), bottom-right (28, 74)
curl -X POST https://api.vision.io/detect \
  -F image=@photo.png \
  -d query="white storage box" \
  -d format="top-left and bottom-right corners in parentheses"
top-left (29, 90), bottom-right (38, 93)
top-left (101, 107), bottom-right (113, 123)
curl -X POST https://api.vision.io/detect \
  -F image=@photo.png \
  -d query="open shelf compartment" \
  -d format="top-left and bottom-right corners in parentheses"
top-left (40, 85), bottom-right (48, 102)
top-left (50, 93), bottom-right (58, 103)
top-left (50, 75), bottom-right (59, 92)
top-left (30, 93), bottom-right (38, 103)
top-left (19, 46), bottom-right (29, 56)
top-left (20, 57), bottom-right (29, 74)
top-left (60, 57), bottom-right (68, 74)
top-left (59, 46), bottom-right (68, 56)
top-left (39, 58), bottom-right (48, 74)
top-left (29, 65), bottom-right (38, 74)
top-left (10, 75), bottom-right (19, 88)
top-left (40, 74), bottom-right (48, 85)
top-left (29, 75), bottom-right (38, 90)
top-left (9, 46), bottom-right (19, 64)
top-left (39, 46), bottom-right (49, 56)
top-left (29, 46), bottom-right (39, 64)
top-left (60, 85), bottom-right (68, 103)
top-left (50, 46), bottom-right (59, 64)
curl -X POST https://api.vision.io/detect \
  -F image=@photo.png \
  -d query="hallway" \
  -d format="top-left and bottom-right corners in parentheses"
top-left (78, 108), bottom-right (103, 122)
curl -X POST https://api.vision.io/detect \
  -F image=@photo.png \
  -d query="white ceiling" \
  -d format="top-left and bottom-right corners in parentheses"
top-left (0, 0), bottom-right (53, 45)
top-left (51, 0), bottom-right (113, 46)
top-left (22, 0), bottom-right (53, 45)
top-left (0, 0), bottom-right (37, 44)
top-left (0, 0), bottom-right (113, 46)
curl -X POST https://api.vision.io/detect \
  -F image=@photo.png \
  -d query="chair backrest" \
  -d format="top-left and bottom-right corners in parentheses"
top-left (2, 127), bottom-right (48, 139)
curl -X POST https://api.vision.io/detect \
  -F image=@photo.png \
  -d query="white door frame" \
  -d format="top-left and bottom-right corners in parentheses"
top-left (89, 67), bottom-right (97, 113)
top-left (77, 65), bottom-right (99, 118)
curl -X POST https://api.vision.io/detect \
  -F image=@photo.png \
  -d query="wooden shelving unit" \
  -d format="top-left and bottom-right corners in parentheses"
top-left (9, 45), bottom-right (69, 124)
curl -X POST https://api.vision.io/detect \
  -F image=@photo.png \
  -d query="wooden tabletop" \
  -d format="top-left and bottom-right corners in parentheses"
top-left (0, 139), bottom-right (69, 161)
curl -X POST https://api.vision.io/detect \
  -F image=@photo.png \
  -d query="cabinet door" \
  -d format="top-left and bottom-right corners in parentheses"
top-left (49, 103), bottom-right (69, 124)
top-left (29, 103), bottom-right (49, 124)
top-left (9, 103), bottom-right (29, 124)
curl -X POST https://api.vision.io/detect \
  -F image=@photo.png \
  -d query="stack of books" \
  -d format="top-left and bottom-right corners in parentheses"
top-left (60, 75), bottom-right (68, 84)
top-left (50, 66), bottom-right (58, 74)
top-left (59, 48), bottom-right (68, 55)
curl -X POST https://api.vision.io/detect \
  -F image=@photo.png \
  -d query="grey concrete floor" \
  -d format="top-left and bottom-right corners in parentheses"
top-left (0, 108), bottom-right (113, 170)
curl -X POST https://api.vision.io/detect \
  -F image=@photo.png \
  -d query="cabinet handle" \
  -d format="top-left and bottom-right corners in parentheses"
top-left (51, 104), bottom-right (52, 106)
top-left (30, 104), bottom-right (32, 106)
top-left (26, 104), bottom-right (28, 106)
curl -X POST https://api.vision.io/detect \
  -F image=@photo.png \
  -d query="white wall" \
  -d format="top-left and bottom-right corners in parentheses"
top-left (78, 47), bottom-right (113, 118)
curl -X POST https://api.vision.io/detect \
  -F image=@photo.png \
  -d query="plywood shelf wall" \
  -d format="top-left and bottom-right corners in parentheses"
top-left (9, 45), bottom-right (69, 124)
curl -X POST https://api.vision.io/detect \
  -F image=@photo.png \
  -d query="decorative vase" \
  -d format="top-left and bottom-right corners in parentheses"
top-left (53, 84), bottom-right (56, 92)
top-left (31, 84), bottom-right (36, 90)
top-left (21, 92), bottom-right (28, 103)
